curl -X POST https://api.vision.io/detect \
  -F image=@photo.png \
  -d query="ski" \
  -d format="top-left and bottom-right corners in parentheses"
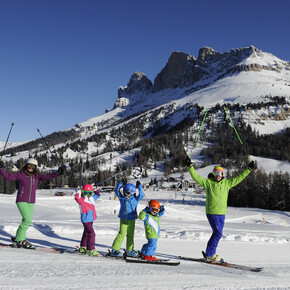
top-left (0, 243), bottom-right (62, 254)
top-left (179, 256), bottom-right (263, 272)
top-left (126, 257), bottom-right (180, 266)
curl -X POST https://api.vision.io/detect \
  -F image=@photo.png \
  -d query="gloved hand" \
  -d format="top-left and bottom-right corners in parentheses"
top-left (160, 205), bottom-right (165, 212)
top-left (185, 156), bottom-right (192, 167)
top-left (136, 180), bottom-right (141, 187)
top-left (145, 206), bottom-right (152, 213)
top-left (94, 189), bottom-right (100, 197)
top-left (121, 178), bottom-right (127, 185)
top-left (248, 161), bottom-right (255, 170)
top-left (57, 165), bottom-right (66, 175)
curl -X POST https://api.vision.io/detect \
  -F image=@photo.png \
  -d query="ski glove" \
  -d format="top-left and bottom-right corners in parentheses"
top-left (248, 161), bottom-right (255, 170)
top-left (121, 178), bottom-right (127, 185)
top-left (185, 156), bottom-right (192, 167)
top-left (136, 180), bottom-right (141, 187)
top-left (57, 165), bottom-right (65, 175)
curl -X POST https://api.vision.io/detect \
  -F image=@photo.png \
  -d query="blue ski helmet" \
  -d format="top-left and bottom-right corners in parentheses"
top-left (123, 183), bottom-right (136, 195)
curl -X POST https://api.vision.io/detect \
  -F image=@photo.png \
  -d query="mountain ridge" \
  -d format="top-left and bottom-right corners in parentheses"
top-left (1, 46), bottom-right (289, 187)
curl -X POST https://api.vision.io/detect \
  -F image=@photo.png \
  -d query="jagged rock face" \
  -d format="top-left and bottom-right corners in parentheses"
top-left (114, 72), bottom-right (153, 108)
top-left (117, 46), bottom-right (287, 100)
top-left (152, 46), bottom-right (269, 93)
top-left (152, 52), bottom-right (209, 93)
top-left (118, 72), bottom-right (152, 98)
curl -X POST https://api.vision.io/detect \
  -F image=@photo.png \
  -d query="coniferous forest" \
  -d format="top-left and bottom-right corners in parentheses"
top-left (0, 101), bottom-right (289, 211)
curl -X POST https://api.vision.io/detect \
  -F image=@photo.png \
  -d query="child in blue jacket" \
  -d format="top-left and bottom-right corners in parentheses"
top-left (110, 179), bottom-right (144, 257)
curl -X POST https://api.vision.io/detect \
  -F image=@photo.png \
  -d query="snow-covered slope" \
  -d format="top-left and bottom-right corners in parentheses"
top-left (78, 46), bottom-right (290, 137)
top-left (0, 186), bottom-right (289, 289)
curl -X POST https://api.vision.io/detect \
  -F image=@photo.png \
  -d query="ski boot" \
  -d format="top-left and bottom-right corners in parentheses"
top-left (144, 255), bottom-right (158, 261)
top-left (126, 250), bottom-right (139, 258)
top-left (78, 246), bottom-right (87, 254)
top-left (86, 249), bottom-right (100, 256)
top-left (11, 237), bottom-right (35, 249)
top-left (110, 249), bottom-right (123, 257)
top-left (205, 254), bottom-right (223, 263)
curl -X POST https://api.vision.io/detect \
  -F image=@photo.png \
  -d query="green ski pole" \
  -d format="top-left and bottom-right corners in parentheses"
top-left (223, 106), bottom-right (252, 162)
top-left (188, 108), bottom-right (209, 158)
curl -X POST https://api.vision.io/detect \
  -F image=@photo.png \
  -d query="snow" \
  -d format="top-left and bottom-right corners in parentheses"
top-left (1, 185), bottom-right (290, 289)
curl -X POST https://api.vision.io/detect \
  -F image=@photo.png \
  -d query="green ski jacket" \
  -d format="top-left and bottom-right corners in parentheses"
top-left (188, 165), bottom-right (252, 215)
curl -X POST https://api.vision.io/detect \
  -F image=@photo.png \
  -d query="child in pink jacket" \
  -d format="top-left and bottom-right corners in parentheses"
top-left (75, 184), bottom-right (100, 256)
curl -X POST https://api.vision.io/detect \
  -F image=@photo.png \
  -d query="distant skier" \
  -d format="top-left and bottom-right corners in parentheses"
top-left (74, 184), bottom-right (100, 256)
top-left (110, 179), bottom-right (144, 258)
top-left (185, 156), bottom-right (255, 262)
top-left (0, 158), bottom-right (64, 249)
top-left (139, 200), bottom-right (165, 261)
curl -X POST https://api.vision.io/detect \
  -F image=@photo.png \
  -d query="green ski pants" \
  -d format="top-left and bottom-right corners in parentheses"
top-left (15, 202), bottom-right (34, 242)
top-left (112, 219), bottom-right (135, 251)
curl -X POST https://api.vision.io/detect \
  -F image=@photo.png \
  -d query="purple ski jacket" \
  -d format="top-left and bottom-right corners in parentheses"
top-left (0, 169), bottom-right (59, 203)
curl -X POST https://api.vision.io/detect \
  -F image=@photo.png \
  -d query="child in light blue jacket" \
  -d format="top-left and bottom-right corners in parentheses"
top-left (110, 180), bottom-right (144, 258)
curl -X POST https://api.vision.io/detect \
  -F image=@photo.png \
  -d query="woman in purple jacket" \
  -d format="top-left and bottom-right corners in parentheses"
top-left (0, 158), bottom-right (64, 248)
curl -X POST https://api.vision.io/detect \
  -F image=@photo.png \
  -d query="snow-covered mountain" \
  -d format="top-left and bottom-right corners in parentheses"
top-left (78, 45), bottom-right (290, 134)
top-left (1, 46), bottom-right (290, 181)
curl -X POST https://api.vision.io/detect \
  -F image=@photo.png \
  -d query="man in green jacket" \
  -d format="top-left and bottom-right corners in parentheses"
top-left (185, 156), bottom-right (255, 262)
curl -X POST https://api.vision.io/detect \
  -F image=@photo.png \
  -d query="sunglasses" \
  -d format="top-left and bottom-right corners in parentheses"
top-left (27, 164), bottom-right (36, 170)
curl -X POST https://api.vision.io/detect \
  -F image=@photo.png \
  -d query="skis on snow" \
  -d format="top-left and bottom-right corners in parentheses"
top-left (179, 256), bottom-right (263, 272)
top-left (125, 257), bottom-right (180, 266)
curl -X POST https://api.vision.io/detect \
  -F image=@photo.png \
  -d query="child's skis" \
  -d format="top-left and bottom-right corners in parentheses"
top-left (126, 257), bottom-right (180, 266)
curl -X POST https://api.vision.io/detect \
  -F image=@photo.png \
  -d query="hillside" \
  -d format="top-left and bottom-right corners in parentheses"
top-left (1, 46), bottom-right (289, 208)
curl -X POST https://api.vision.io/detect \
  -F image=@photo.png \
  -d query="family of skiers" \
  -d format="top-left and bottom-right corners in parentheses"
top-left (0, 156), bottom-right (255, 262)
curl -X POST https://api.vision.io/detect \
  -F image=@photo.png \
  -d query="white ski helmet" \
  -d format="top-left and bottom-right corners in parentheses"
top-left (26, 158), bottom-right (38, 167)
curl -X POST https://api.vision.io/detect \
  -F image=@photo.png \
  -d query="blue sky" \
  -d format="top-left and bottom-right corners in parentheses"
top-left (0, 0), bottom-right (289, 143)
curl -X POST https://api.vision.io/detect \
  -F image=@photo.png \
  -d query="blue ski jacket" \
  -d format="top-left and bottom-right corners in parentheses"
top-left (115, 182), bottom-right (145, 221)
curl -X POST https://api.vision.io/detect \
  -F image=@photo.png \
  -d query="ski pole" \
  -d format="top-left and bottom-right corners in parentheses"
top-left (188, 108), bottom-right (209, 158)
top-left (164, 181), bottom-right (182, 206)
top-left (37, 128), bottom-right (61, 166)
top-left (0, 122), bottom-right (15, 160)
top-left (79, 152), bottom-right (84, 187)
top-left (95, 172), bottom-right (126, 186)
top-left (106, 136), bottom-right (125, 178)
top-left (223, 106), bottom-right (252, 162)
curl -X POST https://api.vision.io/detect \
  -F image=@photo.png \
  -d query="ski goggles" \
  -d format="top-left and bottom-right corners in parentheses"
top-left (150, 207), bottom-right (160, 214)
top-left (213, 170), bottom-right (223, 177)
top-left (82, 190), bottom-right (93, 196)
top-left (124, 190), bottom-right (132, 197)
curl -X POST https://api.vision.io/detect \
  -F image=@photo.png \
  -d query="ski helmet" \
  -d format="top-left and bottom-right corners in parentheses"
top-left (26, 158), bottom-right (38, 167)
top-left (213, 166), bottom-right (224, 177)
top-left (149, 200), bottom-right (161, 215)
top-left (123, 183), bottom-right (136, 196)
top-left (149, 200), bottom-right (160, 209)
top-left (82, 184), bottom-right (94, 196)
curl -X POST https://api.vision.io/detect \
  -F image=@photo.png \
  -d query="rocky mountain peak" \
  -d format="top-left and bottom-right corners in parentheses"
top-left (197, 46), bottom-right (219, 61)
top-left (152, 51), bottom-right (205, 93)
top-left (118, 72), bottom-right (152, 98)
top-left (114, 72), bottom-right (153, 108)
